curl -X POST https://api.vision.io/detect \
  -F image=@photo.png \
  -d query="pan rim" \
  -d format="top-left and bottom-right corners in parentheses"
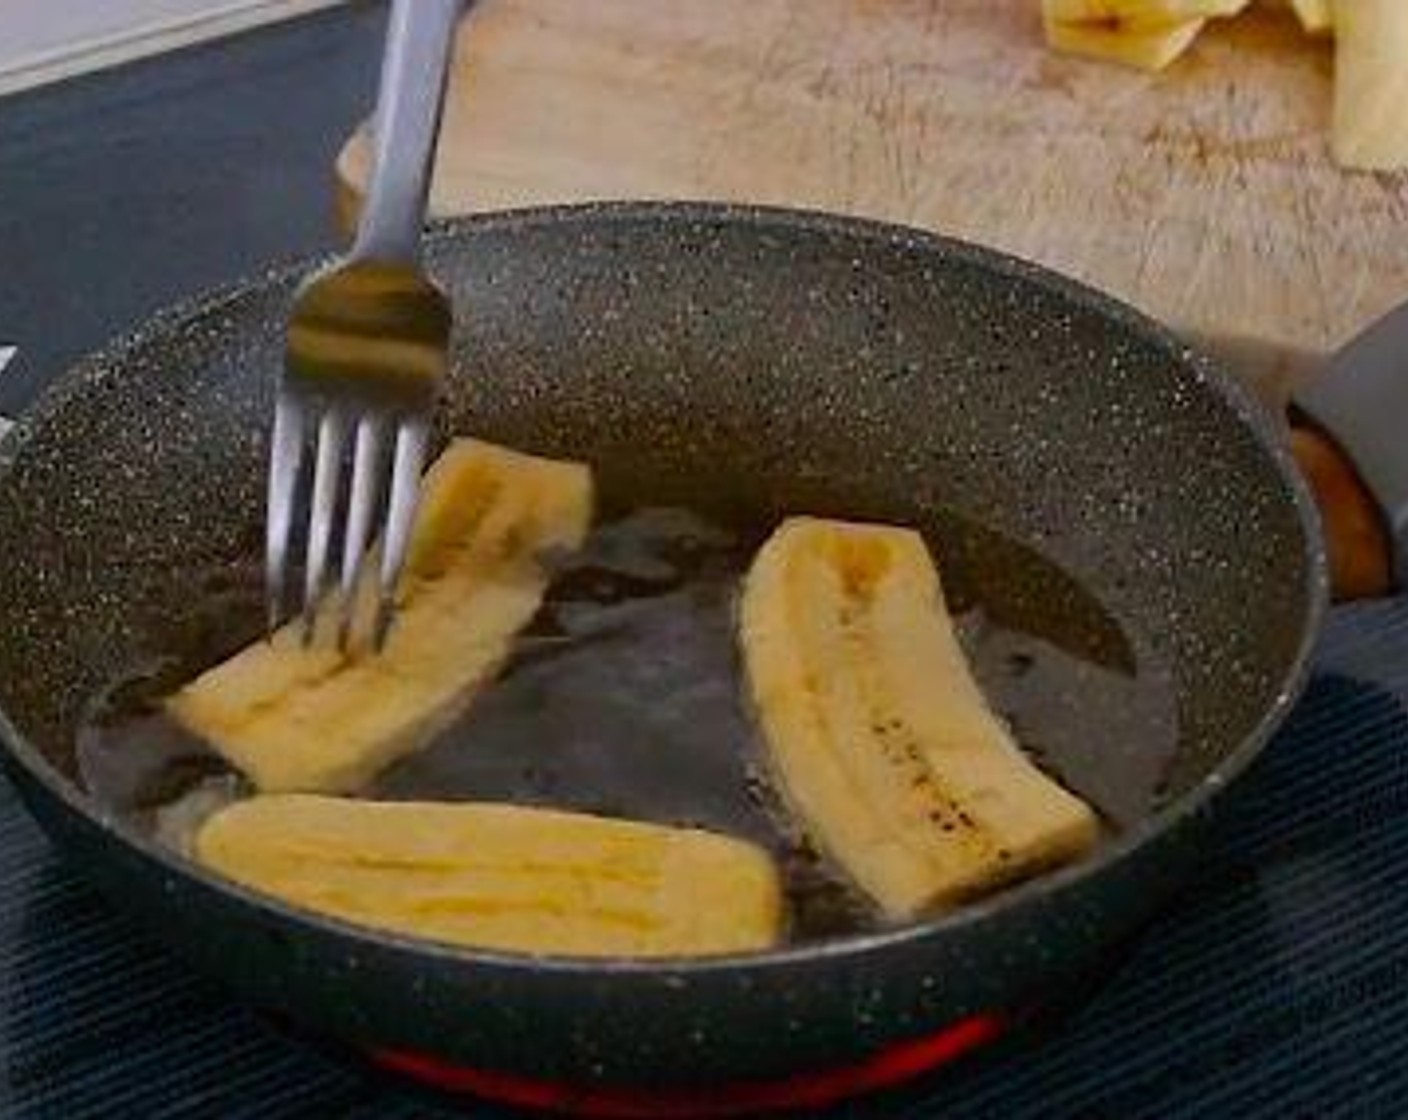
top-left (0, 199), bottom-right (1329, 979)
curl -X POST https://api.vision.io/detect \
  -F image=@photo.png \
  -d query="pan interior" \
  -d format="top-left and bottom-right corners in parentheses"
top-left (0, 207), bottom-right (1317, 943)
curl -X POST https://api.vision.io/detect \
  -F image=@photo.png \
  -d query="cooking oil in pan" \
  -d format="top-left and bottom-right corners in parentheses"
top-left (77, 505), bottom-right (1178, 942)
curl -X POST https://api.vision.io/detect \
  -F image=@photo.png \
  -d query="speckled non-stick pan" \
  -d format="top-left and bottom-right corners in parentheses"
top-left (0, 203), bottom-right (1333, 1113)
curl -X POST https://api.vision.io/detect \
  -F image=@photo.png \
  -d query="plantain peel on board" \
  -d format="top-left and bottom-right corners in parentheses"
top-left (1332, 0), bottom-right (1408, 171)
top-left (167, 439), bottom-right (593, 794)
top-left (195, 795), bottom-right (784, 957)
top-left (740, 518), bottom-right (1099, 920)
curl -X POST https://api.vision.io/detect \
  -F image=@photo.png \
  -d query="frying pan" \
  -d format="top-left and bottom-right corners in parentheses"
top-left (0, 201), bottom-right (1375, 1114)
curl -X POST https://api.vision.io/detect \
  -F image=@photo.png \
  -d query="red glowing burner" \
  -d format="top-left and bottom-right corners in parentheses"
top-left (373, 1012), bottom-right (1009, 1118)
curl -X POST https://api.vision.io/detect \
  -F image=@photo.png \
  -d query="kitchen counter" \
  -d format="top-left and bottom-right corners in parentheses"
top-left (0, 2), bottom-right (382, 415)
top-left (2, 5), bottom-right (1407, 1117)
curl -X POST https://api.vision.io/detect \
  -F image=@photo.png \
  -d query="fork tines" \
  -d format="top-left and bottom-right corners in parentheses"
top-left (265, 388), bottom-right (429, 652)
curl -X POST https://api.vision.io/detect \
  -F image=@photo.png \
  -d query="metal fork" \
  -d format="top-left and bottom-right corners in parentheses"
top-left (267, 0), bottom-right (462, 650)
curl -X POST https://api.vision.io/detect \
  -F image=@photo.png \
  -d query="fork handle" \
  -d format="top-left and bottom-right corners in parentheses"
top-left (352, 0), bottom-right (463, 264)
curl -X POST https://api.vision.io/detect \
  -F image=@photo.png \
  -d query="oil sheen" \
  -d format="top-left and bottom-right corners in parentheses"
top-left (77, 505), bottom-right (1178, 942)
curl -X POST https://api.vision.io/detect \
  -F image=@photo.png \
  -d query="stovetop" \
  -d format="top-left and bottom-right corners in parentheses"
top-left (2, 7), bottom-right (1406, 1118)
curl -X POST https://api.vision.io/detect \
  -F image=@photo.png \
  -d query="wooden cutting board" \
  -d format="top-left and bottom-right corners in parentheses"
top-left (334, 0), bottom-right (1404, 596)
top-left (336, 0), bottom-right (1408, 394)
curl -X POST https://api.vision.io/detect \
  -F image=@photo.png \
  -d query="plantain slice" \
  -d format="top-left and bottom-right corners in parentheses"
top-left (1289, 0), bottom-right (1333, 35)
top-left (1043, 13), bottom-right (1208, 70)
top-left (739, 518), bottom-right (1100, 920)
top-left (196, 795), bottom-right (783, 958)
top-left (1046, 0), bottom-right (1248, 30)
top-left (168, 439), bottom-right (593, 794)
top-left (1331, 0), bottom-right (1408, 171)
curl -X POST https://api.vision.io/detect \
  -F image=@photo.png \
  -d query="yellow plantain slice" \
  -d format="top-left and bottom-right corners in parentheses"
top-left (168, 439), bottom-right (593, 793)
top-left (1289, 0), bottom-right (1333, 35)
top-left (196, 795), bottom-right (784, 958)
top-left (1045, 0), bottom-right (1249, 31)
top-left (739, 518), bottom-right (1099, 920)
top-left (1331, 0), bottom-right (1408, 171)
top-left (1043, 13), bottom-right (1208, 70)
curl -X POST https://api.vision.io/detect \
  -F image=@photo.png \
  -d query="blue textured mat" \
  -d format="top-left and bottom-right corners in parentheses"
top-left (3, 600), bottom-right (1407, 1119)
